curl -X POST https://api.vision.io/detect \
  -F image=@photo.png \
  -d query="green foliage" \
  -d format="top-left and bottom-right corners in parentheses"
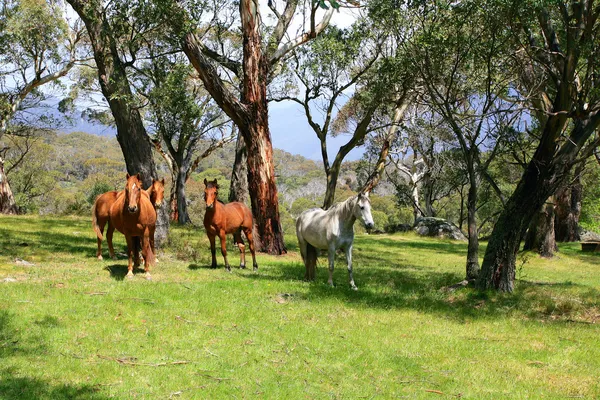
top-left (86, 182), bottom-right (114, 205)
top-left (580, 161), bottom-right (600, 232)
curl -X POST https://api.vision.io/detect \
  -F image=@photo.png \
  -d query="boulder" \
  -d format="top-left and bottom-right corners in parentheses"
top-left (579, 228), bottom-right (600, 242)
top-left (414, 217), bottom-right (467, 241)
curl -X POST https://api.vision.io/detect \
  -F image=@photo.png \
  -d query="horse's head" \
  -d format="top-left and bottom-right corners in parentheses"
top-left (353, 191), bottom-right (374, 230)
top-left (149, 178), bottom-right (165, 208)
top-left (125, 173), bottom-right (143, 213)
top-left (204, 178), bottom-right (219, 209)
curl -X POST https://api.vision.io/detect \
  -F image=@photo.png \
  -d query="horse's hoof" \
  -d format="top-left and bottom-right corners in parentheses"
top-left (155, 258), bottom-right (160, 264)
top-left (225, 266), bottom-right (231, 273)
top-left (110, 255), bottom-right (117, 260)
top-left (210, 264), bottom-right (217, 269)
top-left (351, 285), bottom-right (358, 291)
top-left (97, 255), bottom-right (103, 261)
top-left (145, 273), bottom-right (152, 281)
top-left (126, 272), bottom-right (134, 279)
top-left (239, 264), bottom-right (246, 269)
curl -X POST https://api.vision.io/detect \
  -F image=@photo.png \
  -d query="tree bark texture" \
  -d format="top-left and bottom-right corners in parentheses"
top-left (0, 157), bottom-right (18, 214)
top-left (524, 200), bottom-right (557, 257)
top-left (66, 0), bottom-right (169, 245)
top-left (554, 177), bottom-right (582, 242)
top-left (181, 0), bottom-right (286, 254)
top-left (465, 172), bottom-right (480, 280)
top-left (228, 131), bottom-right (248, 203)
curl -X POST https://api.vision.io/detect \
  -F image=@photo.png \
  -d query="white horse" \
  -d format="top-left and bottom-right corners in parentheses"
top-left (295, 192), bottom-right (375, 290)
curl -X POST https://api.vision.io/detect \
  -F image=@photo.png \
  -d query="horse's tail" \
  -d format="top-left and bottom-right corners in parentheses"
top-left (305, 242), bottom-right (318, 281)
top-left (252, 222), bottom-right (261, 250)
top-left (91, 197), bottom-right (103, 240)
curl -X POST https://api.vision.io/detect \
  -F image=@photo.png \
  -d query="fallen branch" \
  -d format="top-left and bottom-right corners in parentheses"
top-left (425, 389), bottom-right (444, 395)
top-left (97, 354), bottom-right (191, 367)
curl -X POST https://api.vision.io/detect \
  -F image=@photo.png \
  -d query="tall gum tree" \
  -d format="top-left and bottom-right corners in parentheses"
top-left (176, 0), bottom-right (339, 253)
top-left (478, 0), bottom-right (600, 292)
top-left (408, 0), bottom-right (518, 281)
top-left (0, 0), bottom-right (84, 213)
top-left (66, 0), bottom-right (170, 244)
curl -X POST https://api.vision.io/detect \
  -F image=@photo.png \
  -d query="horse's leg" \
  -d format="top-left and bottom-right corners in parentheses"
top-left (150, 225), bottom-right (158, 263)
top-left (125, 235), bottom-right (134, 279)
top-left (327, 245), bottom-right (336, 287)
top-left (244, 228), bottom-right (258, 271)
top-left (297, 237), bottom-right (309, 280)
top-left (96, 219), bottom-right (106, 260)
top-left (133, 237), bottom-right (141, 267)
top-left (106, 223), bottom-right (116, 260)
top-left (345, 244), bottom-right (357, 290)
top-left (234, 230), bottom-right (246, 269)
top-left (219, 231), bottom-right (231, 272)
top-left (208, 234), bottom-right (217, 268)
top-left (142, 229), bottom-right (153, 280)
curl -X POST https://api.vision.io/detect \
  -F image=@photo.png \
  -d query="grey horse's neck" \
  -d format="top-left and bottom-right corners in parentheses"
top-left (329, 195), bottom-right (357, 231)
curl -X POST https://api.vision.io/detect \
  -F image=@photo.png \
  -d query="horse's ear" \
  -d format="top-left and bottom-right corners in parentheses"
top-left (204, 178), bottom-right (208, 186)
top-left (213, 179), bottom-right (219, 189)
top-left (126, 173), bottom-right (131, 179)
top-left (136, 173), bottom-right (141, 181)
top-left (363, 190), bottom-right (370, 198)
top-left (160, 178), bottom-right (165, 185)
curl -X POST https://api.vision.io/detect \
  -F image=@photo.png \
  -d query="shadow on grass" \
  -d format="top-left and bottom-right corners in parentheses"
top-left (0, 310), bottom-right (108, 400)
top-left (0, 227), bottom-right (99, 260)
top-left (0, 311), bottom-right (108, 400)
top-left (188, 263), bottom-right (215, 270)
top-left (0, 371), bottom-right (108, 400)
top-left (242, 256), bottom-right (600, 324)
top-left (103, 264), bottom-right (148, 281)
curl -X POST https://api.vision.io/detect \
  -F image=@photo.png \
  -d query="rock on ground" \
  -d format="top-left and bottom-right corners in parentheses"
top-left (414, 217), bottom-right (467, 241)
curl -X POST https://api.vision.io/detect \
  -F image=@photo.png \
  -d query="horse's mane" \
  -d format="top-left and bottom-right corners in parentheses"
top-left (328, 195), bottom-right (357, 219)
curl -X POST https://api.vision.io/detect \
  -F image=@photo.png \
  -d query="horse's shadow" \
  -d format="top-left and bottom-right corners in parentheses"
top-left (104, 264), bottom-right (147, 281)
top-left (188, 263), bottom-right (216, 270)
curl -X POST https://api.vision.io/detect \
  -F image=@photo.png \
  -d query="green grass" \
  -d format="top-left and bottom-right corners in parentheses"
top-left (1, 215), bottom-right (599, 399)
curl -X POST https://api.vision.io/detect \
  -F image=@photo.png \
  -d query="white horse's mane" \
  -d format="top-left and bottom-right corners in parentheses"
top-left (328, 195), bottom-right (358, 220)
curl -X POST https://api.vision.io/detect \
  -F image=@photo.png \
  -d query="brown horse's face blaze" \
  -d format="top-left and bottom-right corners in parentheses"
top-left (125, 173), bottom-right (143, 213)
top-left (204, 178), bottom-right (219, 209)
top-left (151, 178), bottom-right (165, 208)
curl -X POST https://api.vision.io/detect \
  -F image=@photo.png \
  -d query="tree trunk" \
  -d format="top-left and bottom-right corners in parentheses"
top-left (228, 131), bottom-right (248, 203)
top-left (465, 173), bottom-right (480, 280)
top-left (323, 163), bottom-right (342, 210)
top-left (175, 167), bottom-right (190, 224)
top-left (554, 176), bottom-right (582, 242)
top-left (423, 171), bottom-right (435, 217)
top-left (523, 200), bottom-right (557, 257)
top-left (0, 157), bottom-right (18, 214)
top-left (241, 121), bottom-right (286, 254)
top-left (66, 0), bottom-right (169, 245)
top-left (180, 1), bottom-right (286, 254)
top-left (478, 158), bottom-right (566, 292)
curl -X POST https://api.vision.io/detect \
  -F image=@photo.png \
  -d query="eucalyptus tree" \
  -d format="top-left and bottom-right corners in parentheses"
top-left (0, 0), bottom-right (85, 213)
top-left (478, 0), bottom-right (600, 292)
top-left (408, 0), bottom-right (519, 281)
top-left (274, 21), bottom-right (401, 209)
top-left (138, 60), bottom-right (233, 224)
top-left (173, 0), bottom-right (345, 254)
top-left (65, 0), bottom-right (173, 243)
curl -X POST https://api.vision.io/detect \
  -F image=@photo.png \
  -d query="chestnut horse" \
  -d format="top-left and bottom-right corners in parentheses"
top-left (92, 178), bottom-right (164, 260)
top-left (203, 179), bottom-right (257, 271)
top-left (109, 173), bottom-right (157, 279)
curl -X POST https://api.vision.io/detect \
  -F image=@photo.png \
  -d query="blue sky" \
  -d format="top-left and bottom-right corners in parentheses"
top-left (269, 100), bottom-right (365, 162)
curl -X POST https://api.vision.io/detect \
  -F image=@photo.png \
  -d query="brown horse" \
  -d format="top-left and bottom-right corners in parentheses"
top-left (203, 179), bottom-right (257, 271)
top-left (92, 178), bottom-right (165, 260)
top-left (109, 173), bottom-right (157, 279)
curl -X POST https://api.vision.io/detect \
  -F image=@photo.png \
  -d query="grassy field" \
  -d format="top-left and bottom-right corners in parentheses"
top-left (0, 215), bottom-right (599, 399)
